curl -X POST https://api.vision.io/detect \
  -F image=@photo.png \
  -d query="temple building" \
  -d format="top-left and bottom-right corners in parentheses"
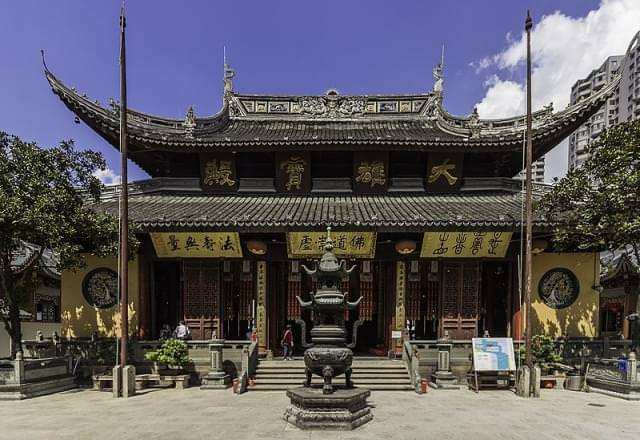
top-left (45, 59), bottom-right (619, 354)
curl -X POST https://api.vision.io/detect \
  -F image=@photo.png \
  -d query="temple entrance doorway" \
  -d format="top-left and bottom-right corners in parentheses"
top-left (481, 261), bottom-right (511, 337)
top-left (152, 261), bottom-right (180, 339)
top-left (352, 261), bottom-right (391, 356)
top-left (220, 261), bottom-right (254, 340)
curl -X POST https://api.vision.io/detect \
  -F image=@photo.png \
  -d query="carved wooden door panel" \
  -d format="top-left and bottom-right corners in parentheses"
top-left (182, 262), bottom-right (220, 340)
top-left (440, 262), bottom-right (479, 339)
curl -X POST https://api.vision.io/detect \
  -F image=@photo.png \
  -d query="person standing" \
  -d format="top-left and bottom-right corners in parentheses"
top-left (173, 320), bottom-right (191, 340)
top-left (281, 324), bottom-right (294, 360)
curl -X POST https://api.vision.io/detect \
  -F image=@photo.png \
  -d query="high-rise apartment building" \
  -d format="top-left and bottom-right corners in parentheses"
top-left (568, 32), bottom-right (640, 170)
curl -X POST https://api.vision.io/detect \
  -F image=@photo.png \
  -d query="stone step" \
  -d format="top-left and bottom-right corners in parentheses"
top-left (256, 367), bottom-right (407, 373)
top-left (254, 377), bottom-right (411, 385)
top-left (258, 361), bottom-right (406, 369)
top-left (255, 373), bottom-right (410, 380)
top-left (249, 384), bottom-right (414, 391)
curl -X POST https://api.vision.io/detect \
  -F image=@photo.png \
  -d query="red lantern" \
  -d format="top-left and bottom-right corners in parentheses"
top-left (395, 240), bottom-right (417, 255)
top-left (246, 240), bottom-right (267, 255)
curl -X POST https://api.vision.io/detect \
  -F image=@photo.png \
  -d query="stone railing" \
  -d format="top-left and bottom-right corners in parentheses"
top-left (0, 356), bottom-right (72, 385)
top-left (402, 339), bottom-right (419, 388)
top-left (238, 340), bottom-right (258, 394)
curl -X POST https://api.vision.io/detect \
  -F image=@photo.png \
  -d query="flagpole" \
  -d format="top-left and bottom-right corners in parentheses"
top-left (118, 6), bottom-right (129, 369)
top-left (524, 10), bottom-right (534, 396)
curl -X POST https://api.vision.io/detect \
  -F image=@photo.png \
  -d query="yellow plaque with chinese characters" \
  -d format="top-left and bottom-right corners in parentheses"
top-left (150, 232), bottom-right (243, 258)
top-left (287, 232), bottom-right (376, 258)
top-left (420, 232), bottom-right (513, 258)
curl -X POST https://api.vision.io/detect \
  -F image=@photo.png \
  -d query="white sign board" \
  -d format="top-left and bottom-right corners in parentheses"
top-left (471, 338), bottom-right (516, 372)
top-left (391, 331), bottom-right (402, 339)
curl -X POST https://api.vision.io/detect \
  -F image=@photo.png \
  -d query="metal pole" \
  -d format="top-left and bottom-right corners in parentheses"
top-left (524, 10), bottom-right (534, 395)
top-left (119, 7), bottom-right (129, 369)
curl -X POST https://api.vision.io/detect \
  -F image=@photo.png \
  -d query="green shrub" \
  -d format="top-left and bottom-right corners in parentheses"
top-left (517, 335), bottom-right (562, 371)
top-left (144, 339), bottom-right (190, 369)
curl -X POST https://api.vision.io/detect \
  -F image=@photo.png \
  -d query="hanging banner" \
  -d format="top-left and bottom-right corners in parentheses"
top-left (420, 231), bottom-right (512, 258)
top-left (150, 232), bottom-right (243, 258)
top-left (287, 232), bottom-right (376, 259)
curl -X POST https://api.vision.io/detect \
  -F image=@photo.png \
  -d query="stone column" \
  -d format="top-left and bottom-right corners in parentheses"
top-left (201, 339), bottom-right (231, 389)
top-left (256, 261), bottom-right (268, 353)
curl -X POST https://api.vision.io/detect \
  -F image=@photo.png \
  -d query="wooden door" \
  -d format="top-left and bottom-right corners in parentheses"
top-left (182, 261), bottom-right (221, 340)
top-left (440, 262), bottom-right (480, 339)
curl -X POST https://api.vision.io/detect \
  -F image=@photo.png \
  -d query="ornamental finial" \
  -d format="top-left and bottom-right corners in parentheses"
top-left (432, 63), bottom-right (443, 95)
top-left (325, 226), bottom-right (334, 252)
top-left (223, 46), bottom-right (235, 96)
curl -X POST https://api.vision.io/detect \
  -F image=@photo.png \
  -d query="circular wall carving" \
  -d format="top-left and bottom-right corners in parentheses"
top-left (538, 268), bottom-right (580, 309)
top-left (82, 268), bottom-right (118, 309)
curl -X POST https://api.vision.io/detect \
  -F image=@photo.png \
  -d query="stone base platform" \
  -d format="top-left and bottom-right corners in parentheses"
top-left (283, 387), bottom-right (373, 430)
top-left (430, 372), bottom-right (460, 390)
top-left (200, 371), bottom-right (231, 389)
top-left (0, 376), bottom-right (76, 400)
top-left (587, 377), bottom-right (640, 401)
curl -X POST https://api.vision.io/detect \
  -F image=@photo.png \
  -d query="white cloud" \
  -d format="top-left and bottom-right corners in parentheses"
top-left (473, 0), bottom-right (640, 181)
top-left (93, 168), bottom-right (122, 186)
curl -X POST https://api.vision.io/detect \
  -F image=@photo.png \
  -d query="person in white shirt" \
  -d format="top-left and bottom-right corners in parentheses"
top-left (173, 321), bottom-right (191, 340)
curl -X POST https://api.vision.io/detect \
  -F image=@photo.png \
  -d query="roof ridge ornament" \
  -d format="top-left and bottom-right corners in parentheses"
top-left (468, 107), bottom-right (481, 138)
top-left (184, 106), bottom-right (196, 139)
top-left (223, 47), bottom-right (236, 97)
top-left (433, 63), bottom-right (443, 95)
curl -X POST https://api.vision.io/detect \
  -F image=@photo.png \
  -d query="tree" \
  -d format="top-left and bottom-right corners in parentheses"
top-left (0, 133), bottom-right (137, 358)
top-left (538, 120), bottom-right (640, 262)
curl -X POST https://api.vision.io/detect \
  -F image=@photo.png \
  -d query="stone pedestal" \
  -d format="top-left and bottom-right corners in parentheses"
top-left (112, 365), bottom-right (122, 398)
top-left (516, 365), bottom-right (541, 398)
top-left (122, 365), bottom-right (136, 398)
top-left (201, 340), bottom-right (231, 389)
top-left (430, 339), bottom-right (459, 389)
top-left (283, 387), bottom-right (373, 430)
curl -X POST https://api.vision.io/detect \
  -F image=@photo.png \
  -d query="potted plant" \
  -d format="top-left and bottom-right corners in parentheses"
top-left (517, 335), bottom-right (566, 388)
top-left (144, 338), bottom-right (191, 375)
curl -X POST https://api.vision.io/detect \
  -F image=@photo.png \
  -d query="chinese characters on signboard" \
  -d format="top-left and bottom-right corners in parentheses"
top-left (355, 161), bottom-right (386, 187)
top-left (425, 153), bottom-right (463, 193)
top-left (428, 158), bottom-right (458, 186)
top-left (286, 232), bottom-right (376, 258)
top-left (203, 159), bottom-right (235, 187)
top-left (279, 156), bottom-right (307, 190)
top-left (200, 153), bottom-right (237, 192)
top-left (150, 232), bottom-right (243, 258)
top-left (420, 232), bottom-right (513, 258)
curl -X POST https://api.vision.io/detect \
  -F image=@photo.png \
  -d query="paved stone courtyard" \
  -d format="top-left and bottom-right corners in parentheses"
top-left (0, 387), bottom-right (638, 440)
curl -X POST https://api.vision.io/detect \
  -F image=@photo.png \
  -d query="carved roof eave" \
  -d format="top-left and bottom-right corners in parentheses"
top-left (601, 254), bottom-right (639, 285)
top-left (45, 64), bottom-right (619, 158)
top-left (44, 67), bottom-right (230, 144)
top-left (434, 73), bottom-right (620, 155)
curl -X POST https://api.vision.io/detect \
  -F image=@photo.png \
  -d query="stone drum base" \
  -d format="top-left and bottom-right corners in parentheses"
top-left (283, 387), bottom-right (373, 430)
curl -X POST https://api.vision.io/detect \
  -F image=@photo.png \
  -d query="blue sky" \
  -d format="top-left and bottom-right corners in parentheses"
top-left (2, 0), bottom-right (630, 183)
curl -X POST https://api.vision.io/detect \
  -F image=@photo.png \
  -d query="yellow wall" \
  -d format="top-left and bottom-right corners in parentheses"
top-left (60, 254), bottom-right (139, 338)
top-left (531, 253), bottom-right (599, 337)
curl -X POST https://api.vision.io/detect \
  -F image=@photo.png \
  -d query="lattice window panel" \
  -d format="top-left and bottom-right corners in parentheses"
top-left (442, 264), bottom-right (461, 318)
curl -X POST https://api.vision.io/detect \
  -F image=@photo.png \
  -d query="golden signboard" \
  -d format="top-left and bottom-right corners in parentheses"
top-left (150, 232), bottom-right (243, 258)
top-left (287, 232), bottom-right (376, 259)
top-left (420, 232), bottom-right (513, 258)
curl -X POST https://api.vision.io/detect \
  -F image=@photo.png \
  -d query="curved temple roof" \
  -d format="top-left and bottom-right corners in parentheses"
top-left (44, 55), bottom-right (620, 165)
